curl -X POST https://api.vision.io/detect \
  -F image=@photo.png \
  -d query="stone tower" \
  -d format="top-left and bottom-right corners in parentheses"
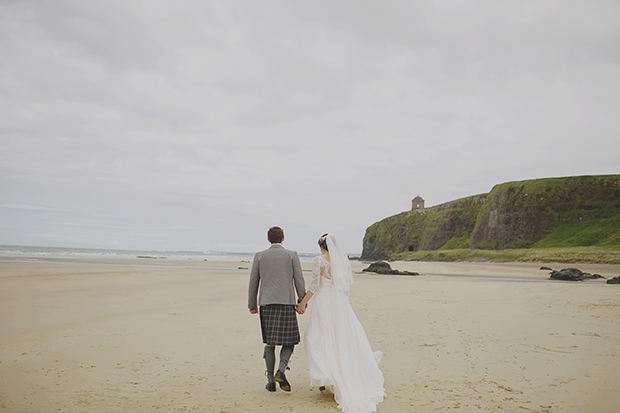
top-left (412, 195), bottom-right (425, 212)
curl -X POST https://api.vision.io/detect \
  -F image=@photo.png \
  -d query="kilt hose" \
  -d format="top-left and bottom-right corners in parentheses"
top-left (259, 304), bottom-right (300, 346)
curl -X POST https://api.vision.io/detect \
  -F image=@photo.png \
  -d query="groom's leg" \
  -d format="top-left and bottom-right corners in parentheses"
top-left (278, 345), bottom-right (294, 373)
top-left (274, 345), bottom-right (294, 391)
top-left (263, 345), bottom-right (276, 383)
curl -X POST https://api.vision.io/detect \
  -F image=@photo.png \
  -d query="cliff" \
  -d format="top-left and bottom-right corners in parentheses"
top-left (362, 195), bottom-right (487, 260)
top-left (361, 175), bottom-right (620, 260)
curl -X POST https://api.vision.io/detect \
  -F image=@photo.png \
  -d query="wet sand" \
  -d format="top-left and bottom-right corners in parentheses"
top-left (1, 257), bottom-right (619, 412)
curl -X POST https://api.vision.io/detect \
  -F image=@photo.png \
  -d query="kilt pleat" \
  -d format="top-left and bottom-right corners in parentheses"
top-left (259, 304), bottom-right (300, 346)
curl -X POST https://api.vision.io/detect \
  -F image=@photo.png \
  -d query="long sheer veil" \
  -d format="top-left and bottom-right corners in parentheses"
top-left (326, 234), bottom-right (354, 293)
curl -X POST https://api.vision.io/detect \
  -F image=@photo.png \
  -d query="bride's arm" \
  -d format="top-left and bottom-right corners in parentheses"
top-left (296, 291), bottom-right (314, 313)
top-left (296, 256), bottom-right (321, 314)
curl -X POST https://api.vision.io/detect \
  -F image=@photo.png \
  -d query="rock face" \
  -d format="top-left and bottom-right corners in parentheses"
top-left (470, 175), bottom-right (620, 249)
top-left (549, 268), bottom-right (604, 281)
top-left (606, 276), bottom-right (620, 284)
top-left (362, 195), bottom-right (486, 260)
top-left (361, 175), bottom-right (620, 260)
top-left (362, 261), bottom-right (419, 276)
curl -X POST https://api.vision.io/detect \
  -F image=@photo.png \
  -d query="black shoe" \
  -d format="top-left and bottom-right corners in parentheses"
top-left (274, 370), bottom-right (291, 392)
top-left (266, 382), bottom-right (276, 392)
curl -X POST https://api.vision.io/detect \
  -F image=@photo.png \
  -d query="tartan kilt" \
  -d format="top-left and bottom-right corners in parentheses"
top-left (259, 304), bottom-right (300, 346)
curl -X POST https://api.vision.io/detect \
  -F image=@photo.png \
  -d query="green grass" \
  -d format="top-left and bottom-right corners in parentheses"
top-left (532, 215), bottom-right (620, 248)
top-left (439, 235), bottom-right (470, 250)
top-left (392, 246), bottom-right (620, 264)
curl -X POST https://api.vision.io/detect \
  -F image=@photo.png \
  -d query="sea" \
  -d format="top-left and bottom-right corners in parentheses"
top-left (0, 245), bottom-right (320, 263)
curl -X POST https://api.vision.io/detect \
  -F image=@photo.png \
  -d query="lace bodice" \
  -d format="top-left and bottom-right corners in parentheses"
top-left (308, 255), bottom-right (332, 293)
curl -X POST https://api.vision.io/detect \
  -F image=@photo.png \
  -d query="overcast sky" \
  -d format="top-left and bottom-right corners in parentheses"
top-left (1, 1), bottom-right (619, 254)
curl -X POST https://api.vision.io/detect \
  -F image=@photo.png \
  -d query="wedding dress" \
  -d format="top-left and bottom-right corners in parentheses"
top-left (304, 234), bottom-right (385, 413)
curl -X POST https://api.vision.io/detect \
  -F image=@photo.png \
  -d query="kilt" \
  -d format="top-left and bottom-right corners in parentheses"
top-left (259, 304), bottom-right (300, 346)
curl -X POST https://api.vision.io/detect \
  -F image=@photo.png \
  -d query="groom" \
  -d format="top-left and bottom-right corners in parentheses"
top-left (248, 226), bottom-right (306, 392)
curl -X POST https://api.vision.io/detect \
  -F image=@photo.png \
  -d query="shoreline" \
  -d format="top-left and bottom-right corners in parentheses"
top-left (2, 255), bottom-right (619, 280)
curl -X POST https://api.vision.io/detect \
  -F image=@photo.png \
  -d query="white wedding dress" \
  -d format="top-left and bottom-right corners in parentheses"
top-left (304, 245), bottom-right (385, 413)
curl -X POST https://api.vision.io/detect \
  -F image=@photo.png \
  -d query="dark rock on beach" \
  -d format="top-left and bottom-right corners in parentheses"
top-left (549, 268), bottom-right (604, 282)
top-left (540, 266), bottom-right (553, 271)
top-left (362, 261), bottom-right (419, 276)
top-left (606, 276), bottom-right (620, 284)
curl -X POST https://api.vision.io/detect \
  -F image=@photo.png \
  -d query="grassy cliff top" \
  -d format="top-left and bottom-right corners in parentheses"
top-left (364, 174), bottom-right (620, 263)
top-left (393, 246), bottom-right (620, 265)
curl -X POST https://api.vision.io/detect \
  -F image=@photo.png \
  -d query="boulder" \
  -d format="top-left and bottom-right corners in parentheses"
top-left (363, 261), bottom-right (391, 273)
top-left (606, 276), bottom-right (620, 285)
top-left (549, 268), bottom-right (604, 281)
top-left (362, 261), bottom-right (419, 276)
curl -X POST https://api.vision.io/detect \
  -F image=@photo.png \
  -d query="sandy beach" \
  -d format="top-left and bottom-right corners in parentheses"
top-left (1, 257), bottom-right (619, 412)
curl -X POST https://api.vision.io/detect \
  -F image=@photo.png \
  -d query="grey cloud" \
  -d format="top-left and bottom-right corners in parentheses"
top-left (0, 203), bottom-right (74, 212)
top-left (1, 0), bottom-right (619, 253)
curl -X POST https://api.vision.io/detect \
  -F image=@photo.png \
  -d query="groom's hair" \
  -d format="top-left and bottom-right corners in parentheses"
top-left (268, 226), bottom-right (284, 243)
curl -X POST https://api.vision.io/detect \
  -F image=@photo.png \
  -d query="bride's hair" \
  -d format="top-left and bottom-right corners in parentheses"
top-left (318, 233), bottom-right (329, 251)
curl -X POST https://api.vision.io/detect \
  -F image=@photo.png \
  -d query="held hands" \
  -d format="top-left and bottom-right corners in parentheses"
top-left (249, 308), bottom-right (258, 314)
top-left (296, 291), bottom-right (313, 315)
top-left (295, 303), bottom-right (306, 314)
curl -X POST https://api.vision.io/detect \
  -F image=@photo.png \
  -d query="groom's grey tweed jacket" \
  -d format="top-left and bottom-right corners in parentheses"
top-left (248, 244), bottom-right (306, 309)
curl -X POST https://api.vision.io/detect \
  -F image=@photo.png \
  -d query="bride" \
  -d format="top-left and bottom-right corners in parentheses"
top-left (296, 234), bottom-right (385, 413)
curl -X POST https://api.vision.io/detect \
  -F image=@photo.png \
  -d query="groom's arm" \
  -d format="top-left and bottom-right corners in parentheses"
top-left (248, 253), bottom-right (260, 311)
top-left (291, 252), bottom-right (305, 302)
